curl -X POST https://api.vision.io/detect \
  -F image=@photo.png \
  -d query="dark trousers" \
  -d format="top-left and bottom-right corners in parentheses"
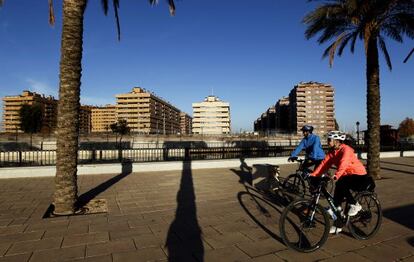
top-left (333, 175), bottom-right (374, 206)
top-left (303, 159), bottom-right (322, 172)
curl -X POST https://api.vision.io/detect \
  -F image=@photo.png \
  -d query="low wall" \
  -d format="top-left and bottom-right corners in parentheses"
top-left (0, 151), bottom-right (413, 179)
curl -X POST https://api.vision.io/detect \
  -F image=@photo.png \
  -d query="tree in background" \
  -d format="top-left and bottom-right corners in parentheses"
top-left (19, 104), bottom-right (43, 148)
top-left (110, 119), bottom-right (130, 148)
top-left (398, 117), bottom-right (414, 138)
top-left (304, 0), bottom-right (414, 179)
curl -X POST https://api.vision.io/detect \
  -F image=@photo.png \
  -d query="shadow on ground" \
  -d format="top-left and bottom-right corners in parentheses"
top-left (383, 204), bottom-right (414, 230)
top-left (165, 161), bottom-right (204, 262)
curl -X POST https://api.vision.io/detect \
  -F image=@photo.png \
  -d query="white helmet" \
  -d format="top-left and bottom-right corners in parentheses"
top-left (327, 131), bottom-right (346, 141)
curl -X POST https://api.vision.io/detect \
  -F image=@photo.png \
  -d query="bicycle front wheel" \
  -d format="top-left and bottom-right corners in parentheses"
top-left (279, 199), bottom-right (330, 252)
top-left (282, 174), bottom-right (306, 199)
top-left (348, 192), bottom-right (382, 240)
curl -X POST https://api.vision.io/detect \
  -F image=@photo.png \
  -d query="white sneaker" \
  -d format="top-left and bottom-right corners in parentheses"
top-left (348, 202), bottom-right (362, 216)
top-left (329, 226), bottom-right (342, 234)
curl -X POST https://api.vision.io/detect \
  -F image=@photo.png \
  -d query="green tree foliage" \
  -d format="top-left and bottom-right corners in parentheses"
top-left (19, 103), bottom-right (43, 147)
top-left (303, 0), bottom-right (414, 179)
top-left (398, 117), bottom-right (414, 138)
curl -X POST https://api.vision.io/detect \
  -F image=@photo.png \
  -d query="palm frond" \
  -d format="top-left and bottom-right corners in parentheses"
top-left (148, 0), bottom-right (175, 16)
top-left (101, 0), bottom-right (109, 15)
top-left (378, 36), bottom-right (392, 70)
top-left (113, 0), bottom-right (121, 41)
top-left (338, 32), bottom-right (355, 55)
top-left (404, 47), bottom-right (414, 63)
top-left (48, 0), bottom-right (55, 26)
top-left (322, 32), bottom-right (347, 67)
top-left (0, 0), bottom-right (4, 7)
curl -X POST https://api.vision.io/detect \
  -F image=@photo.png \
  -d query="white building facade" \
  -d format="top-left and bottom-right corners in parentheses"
top-left (192, 96), bottom-right (231, 135)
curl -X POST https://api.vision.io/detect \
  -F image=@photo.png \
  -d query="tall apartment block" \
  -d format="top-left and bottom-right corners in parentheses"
top-left (192, 95), bottom-right (231, 135)
top-left (2, 90), bottom-right (58, 134)
top-left (289, 81), bottom-right (335, 135)
top-left (91, 105), bottom-right (117, 132)
top-left (180, 112), bottom-right (192, 135)
top-left (115, 87), bottom-right (181, 134)
top-left (275, 97), bottom-right (290, 131)
top-left (79, 106), bottom-right (92, 134)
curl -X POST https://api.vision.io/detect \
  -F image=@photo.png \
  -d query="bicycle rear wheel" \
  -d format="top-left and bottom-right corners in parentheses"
top-left (348, 192), bottom-right (382, 240)
top-left (279, 199), bottom-right (330, 252)
top-left (282, 174), bottom-right (306, 198)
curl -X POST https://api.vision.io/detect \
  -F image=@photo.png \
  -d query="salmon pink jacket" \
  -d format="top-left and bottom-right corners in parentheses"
top-left (311, 144), bottom-right (367, 180)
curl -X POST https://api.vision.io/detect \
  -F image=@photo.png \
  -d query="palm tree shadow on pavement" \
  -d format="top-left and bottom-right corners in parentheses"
top-left (44, 160), bottom-right (133, 218)
top-left (165, 161), bottom-right (204, 262)
top-left (75, 159), bottom-right (133, 209)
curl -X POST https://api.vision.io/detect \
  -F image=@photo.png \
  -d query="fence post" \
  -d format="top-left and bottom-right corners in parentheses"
top-left (400, 143), bottom-right (404, 157)
top-left (118, 149), bottom-right (123, 162)
top-left (92, 149), bottom-right (96, 162)
top-left (184, 148), bottom-right (190, 161)
top-left (19, 151), bottom-right (22, 166)
top-left (163, 148), bottom-right (169, 161)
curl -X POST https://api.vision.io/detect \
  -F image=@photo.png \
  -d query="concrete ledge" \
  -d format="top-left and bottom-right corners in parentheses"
top-left (0, 151), bottom-right (413, 179)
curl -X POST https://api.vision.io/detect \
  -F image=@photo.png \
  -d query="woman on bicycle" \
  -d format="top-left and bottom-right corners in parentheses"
top-left (288, 125), bottom-right (325, 170)
top-left (310, 131), bottom-right (375, 233)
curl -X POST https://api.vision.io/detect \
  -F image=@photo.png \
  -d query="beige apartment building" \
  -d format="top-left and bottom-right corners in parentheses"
top-left (192, 95), bottom-right (231, 135)
top-left (289, 81), bottom-right (335, 135)
top-left (180, 112), bottom-right (192, 135)
top-left (116, 87), bottom-right (181, 134)
top-left (2, 90), bottom-right (58, 134)
top-left (91, 105), bottom-right (116, 132)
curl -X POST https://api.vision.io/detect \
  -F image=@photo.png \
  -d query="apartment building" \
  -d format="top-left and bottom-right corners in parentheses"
top-left (79, 106), bottom-right (92, 134)
top-left (180, 112), bottom-right (192, 135)
top-left (115, 87), bottom-right (181, 134)
top-left (289, 81), bottom-right (335, 135)
top-left (91, 105), bottom-right (117, 132)
top-left (192, 95), bottom-right (231, 135)
top-left (2, 90), bottom-right (58, 134)
top-left (275, 96), bottom-right (290, 131)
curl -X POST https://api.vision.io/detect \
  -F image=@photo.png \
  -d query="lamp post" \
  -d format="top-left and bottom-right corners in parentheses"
top-left (356, 121), bottom-right (360, 145)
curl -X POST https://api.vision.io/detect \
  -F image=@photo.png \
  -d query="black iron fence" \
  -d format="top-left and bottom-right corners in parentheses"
top-left (1, 143), bottom-right (413, 168)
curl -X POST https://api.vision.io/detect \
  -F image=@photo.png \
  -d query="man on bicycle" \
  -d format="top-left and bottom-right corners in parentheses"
top-left (288, 125), bottom-right (325, 170)
top-left (310, 131), bottom-right (374, 233)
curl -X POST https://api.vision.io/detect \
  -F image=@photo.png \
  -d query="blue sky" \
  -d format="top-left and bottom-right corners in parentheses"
top-left (0, 0), bottom-right (413, 132)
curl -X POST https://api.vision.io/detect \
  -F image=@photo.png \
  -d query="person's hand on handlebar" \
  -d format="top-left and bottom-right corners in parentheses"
top-left (288, 156), bottom-right (298, 162)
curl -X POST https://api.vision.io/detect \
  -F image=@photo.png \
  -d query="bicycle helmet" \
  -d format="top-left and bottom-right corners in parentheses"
top-left (301, 125), bottom-right (314, 133)
top-left (327, 131), bottom-right (346, 141)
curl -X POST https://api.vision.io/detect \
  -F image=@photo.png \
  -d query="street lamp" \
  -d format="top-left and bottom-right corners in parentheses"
top-left (356, 121), bottom-right (360, 145)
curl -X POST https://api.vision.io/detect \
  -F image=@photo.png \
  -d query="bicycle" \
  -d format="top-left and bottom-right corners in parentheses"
top-left (279, 173), bottom-right (382, 252)
top-left (282, 158), bottom-right (334, 198)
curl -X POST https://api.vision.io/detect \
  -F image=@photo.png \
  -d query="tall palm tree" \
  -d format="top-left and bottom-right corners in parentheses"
top-left (303, 0), bottom-right (414, 179)
top-left (50, 0), bottom-right (175, 215)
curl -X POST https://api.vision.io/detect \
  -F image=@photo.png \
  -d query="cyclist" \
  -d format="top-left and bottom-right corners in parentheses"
top-left (288, 125), bottom-right (325, 170)
top-left (310, 131), bottom-right (375, 233)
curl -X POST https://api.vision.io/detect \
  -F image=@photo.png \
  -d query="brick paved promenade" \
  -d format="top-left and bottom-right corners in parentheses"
top-left (0, 157), bottom-right (413, 261)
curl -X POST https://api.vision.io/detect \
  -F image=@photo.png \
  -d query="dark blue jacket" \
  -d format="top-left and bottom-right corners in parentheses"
top-left (290, 133), bottom-right (325, 161)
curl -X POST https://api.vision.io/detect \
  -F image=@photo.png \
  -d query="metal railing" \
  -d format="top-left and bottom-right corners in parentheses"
top-left (1, 143), bottom-right (413, 168)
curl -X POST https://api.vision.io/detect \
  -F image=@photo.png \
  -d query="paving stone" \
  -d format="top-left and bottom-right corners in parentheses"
top-left (72, 254), bottom-right (112, 262)
top-left (354, 242), bottom-right (410, 261)
top-left (0, 243), bottom-right (11, 256)
top-left (112, 247), bottom-right (167, 262)
top-left (321, 235), bottom-right (365, 255)
top-left (86, 239), bottom-right (136, 257)
top-left (320, 251), bottom-right (374, 262)
top-left (6, 237), bottom-right (62, 256)
top-left (29, 245), bottom-right (85, 262)
top-left (204, 232), bottom-right (252, 249)
top-left (133, 233), bottom-right (163, 249)
top-left (381, 235), bottom-right (414, 257)
top-left (62, 232), bottom-right (109, 248)
top-left (236, 238), bottom-right (286, 257)
top-left (275, 248), bottom-right (331, 261)
top-left (0, 253), bottom-right (31, 262)
top-left (109, 226), bottom-right (151, 240)
top-left (43, 225), bottom-right (88, 238)
top-left (204, 246), bottom-right (251, 262)
top-left (402, 255), bottom-right (414, 262)
top-left (242, 254), bottom-right (285, 262)
top-left (0, 231), bottom-right (44, 245)
top-left (0, 225), bottom-right (27, 235)
top-left (89, 221), bottom-right (129, 233)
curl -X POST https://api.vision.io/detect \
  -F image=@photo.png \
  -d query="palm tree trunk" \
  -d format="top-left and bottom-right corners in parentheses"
top-left (365, 37), bottom-right (381, 179)
top-left (53, 0), bottom-right (87, 215)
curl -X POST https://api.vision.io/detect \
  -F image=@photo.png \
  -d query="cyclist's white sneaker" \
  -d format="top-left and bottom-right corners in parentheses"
top-left (348, 202), bottom-right (362, 216)
top-left (329, 226), bottom-right (342, 234)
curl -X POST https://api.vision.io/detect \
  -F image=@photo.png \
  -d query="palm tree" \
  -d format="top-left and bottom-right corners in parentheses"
top-left (50, 0), bottom-right (175, 215)
top-left (303, 0), bottom-right (414, 179)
